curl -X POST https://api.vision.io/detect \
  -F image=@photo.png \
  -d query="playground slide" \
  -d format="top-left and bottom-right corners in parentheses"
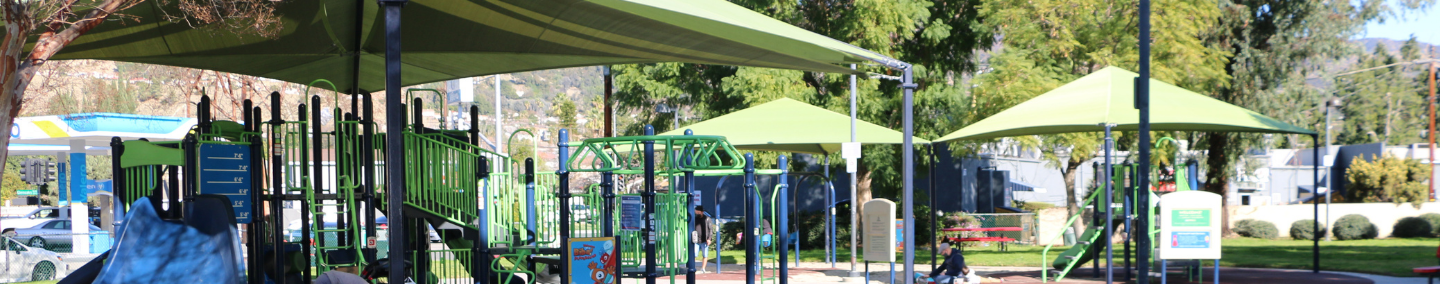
top-left (1051, 226), bottom-right (1102, 271)
top-left (84, 196), bottom-right (246, 284)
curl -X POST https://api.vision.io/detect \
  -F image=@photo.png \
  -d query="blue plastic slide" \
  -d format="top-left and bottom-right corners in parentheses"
top-left (86, 196), bottom-right (245, 284)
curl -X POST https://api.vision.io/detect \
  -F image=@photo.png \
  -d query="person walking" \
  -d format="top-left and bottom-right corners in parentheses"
top-left (694, 206), bottom-right (714, 273)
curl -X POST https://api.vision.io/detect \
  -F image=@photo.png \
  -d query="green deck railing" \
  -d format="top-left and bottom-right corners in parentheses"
top-left (401, 132), bottom-right (483, 230)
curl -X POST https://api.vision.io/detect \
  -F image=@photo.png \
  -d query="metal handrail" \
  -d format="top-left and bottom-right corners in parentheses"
top-left (1040, 189), bottom-right (1102, 282)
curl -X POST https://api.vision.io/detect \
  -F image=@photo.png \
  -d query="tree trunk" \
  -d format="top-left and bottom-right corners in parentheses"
top-left (1061, 159), bottom-right (1086, 238)
top-left (1, 0), bottom-right (129, 176)
top-left (854, 167), bottom-right (873, 245)
top-left (0, 2), bottom-right (35, 178)
top-left (1203, 132), bottom-right (1233, 236)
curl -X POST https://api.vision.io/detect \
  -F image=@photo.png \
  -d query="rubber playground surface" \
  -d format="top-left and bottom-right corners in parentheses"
top-left (673, 263), bottom-right (1378, 284)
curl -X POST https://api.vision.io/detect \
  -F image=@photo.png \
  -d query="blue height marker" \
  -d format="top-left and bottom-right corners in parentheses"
top-left (198, 144), bottom-right (253, 223)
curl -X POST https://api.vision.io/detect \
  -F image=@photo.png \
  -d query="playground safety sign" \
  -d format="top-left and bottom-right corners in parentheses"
top-left (1159, 191), bottom-right (1221, 259)
top-left (621, 196), bottom-right (642, 231)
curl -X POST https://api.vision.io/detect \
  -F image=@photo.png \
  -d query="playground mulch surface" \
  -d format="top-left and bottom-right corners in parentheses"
top-left (989, 267), bottom-right (1373, 284)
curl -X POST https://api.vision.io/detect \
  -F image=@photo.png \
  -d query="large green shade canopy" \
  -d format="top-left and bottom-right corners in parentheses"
top-left (24, 0), bottom-right (903, 93)
top-left (658, 98), bottom-right (929, 154)
top-left (935, 66), bottom-right (1314, 142)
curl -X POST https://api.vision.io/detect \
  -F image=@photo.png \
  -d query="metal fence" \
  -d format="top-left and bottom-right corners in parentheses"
top-left (962, 213), bottom-right (1039, 245)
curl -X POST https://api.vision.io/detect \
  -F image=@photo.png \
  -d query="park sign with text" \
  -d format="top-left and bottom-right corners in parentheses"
top-left (1159, 191), bottom-right (1222, 259)
top-left (863, 199), bottom-right (896, 262)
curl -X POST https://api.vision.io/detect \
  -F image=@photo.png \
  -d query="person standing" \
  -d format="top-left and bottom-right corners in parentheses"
top-left (693, 206), bottom-right (714, 273)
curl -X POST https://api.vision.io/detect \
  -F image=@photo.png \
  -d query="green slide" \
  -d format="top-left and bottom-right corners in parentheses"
top-left (1051, 226), bottom-right (1102, 271)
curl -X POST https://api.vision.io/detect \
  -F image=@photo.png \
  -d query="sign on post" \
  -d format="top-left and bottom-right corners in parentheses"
top-left (197, 144), bottom-right (254, 223)
top-left (863, 199), bottom-right (896, 262)
top-left (1159, 191), bottom-right (1222, 259)
top-left (17, 189), bottom-right (36, 196)
top-left (567, 237), bottom-right (618, 284)
top-left (620, 196), bottom-right (642, 231)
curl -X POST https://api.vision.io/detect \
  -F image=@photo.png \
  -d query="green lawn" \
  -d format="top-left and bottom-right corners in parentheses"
top-left (708, 237), bottom-right (1440, 276)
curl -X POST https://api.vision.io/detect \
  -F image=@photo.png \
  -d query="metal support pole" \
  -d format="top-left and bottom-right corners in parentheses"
top-left (685, 129), bottom-right (698, 284)
top-left (603, 66), bottom-right (613, 138)
top-left (825, 156), bottom-right (834, 268)
top-left (526, 159), bottom-right (537, 236)
top-left (901, 65), bottom-right (917, 284)
top-left (848, 64), bottom-right (861, 277)
top-left (378, 0), bottom-right (408, 281)
top-left (311, 96), bottom-right (326, 251)
top-left (363, 93), bottom-right (377, 262)
top-left (1427, 60), bottom-right (1436, 201)
top-left (779, 155), bottom-right (791, 284)
top-left (643, 126), bottom-right (658, 284)
top-left (296, 103), bottom-right (313, 284)
top-left (1104, 124), bottom-right (1115, 284)
top-left (1313, 134), bottom-right (1320, 273)
top-left (745, 153), bottom-right (758, 284)
top-left (929, 146), bottom-right (937, 271)
top-left (558, 130), bottom-right (572, 284)
top-left (269, 92), bottom-right (287, 284)
top-left (1136, 0), bottom-right (1153, 281)
top-left (476, 156), bottom-right (491, 283)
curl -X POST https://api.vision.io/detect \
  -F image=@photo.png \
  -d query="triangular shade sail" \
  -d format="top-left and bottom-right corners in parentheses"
top-left (936, 66), bottom-right (1314, 142)
top-left (658, 98), bottom-right (929, 154)
top-left (19, 0), bottom-right (903, 93)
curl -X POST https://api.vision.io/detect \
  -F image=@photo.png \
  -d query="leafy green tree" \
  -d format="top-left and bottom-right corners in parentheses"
top-left (1199, 0), bottom-right (1432, 234)
top-left (612, 0), bottom-right (992, 217)
top-left (550, 97), bottom-right (578, 135)
top-left (1, 170), bottom-right (24, 202)
top-left (972, 0), bottom-right (1228, 232)
top-left (1334, 42), bottom-right (1428, 145)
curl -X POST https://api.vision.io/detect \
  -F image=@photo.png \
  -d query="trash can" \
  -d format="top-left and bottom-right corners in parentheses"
top-left (1062, 227), bottom-right (1076, 246)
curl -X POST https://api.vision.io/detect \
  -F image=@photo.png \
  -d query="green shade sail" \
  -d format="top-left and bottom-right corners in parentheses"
top-left (936, 66), bottom-right (1314, 142)
top-left (20, 0), bottom-right (902, 93)
top-left (658, 98), bottom-right (929, 154)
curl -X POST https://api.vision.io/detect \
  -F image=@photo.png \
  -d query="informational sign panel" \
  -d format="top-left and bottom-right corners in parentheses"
top-left (197, 144), bottom-right (253, 223)
top-left (1159, 191), bottom-right (1222, 259)
top-left (690, 191), bottom-right (702, 207)
top-left (567, 237), bottom-right (618, 284)
top-left (895, 219), bottom-right (905, 250)
top-left (863, 199), bottom-right (896, 262)
top-left (620, 196), bottom-right (643, 231)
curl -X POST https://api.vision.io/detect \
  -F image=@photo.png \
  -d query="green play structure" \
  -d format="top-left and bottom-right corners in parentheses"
top-left (1041, 138), bottom-right (1197, 282)
top-left (561, 128), bottom-right (792, 284)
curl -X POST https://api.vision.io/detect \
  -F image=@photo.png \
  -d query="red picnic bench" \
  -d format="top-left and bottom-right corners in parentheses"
top-left (942, 227), bottom-right (1022, 251)
top-left (1416, 248), bottom-right (1440, 284)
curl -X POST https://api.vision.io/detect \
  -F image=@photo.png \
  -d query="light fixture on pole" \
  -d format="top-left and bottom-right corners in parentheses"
top-left (656, 103), bottom-right (679, 131)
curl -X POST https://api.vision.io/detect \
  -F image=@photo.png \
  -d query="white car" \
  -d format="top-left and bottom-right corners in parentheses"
top-left (0, 207), bottom-right (69, 231)
top-left (0, 236), bottom-right (65, 282)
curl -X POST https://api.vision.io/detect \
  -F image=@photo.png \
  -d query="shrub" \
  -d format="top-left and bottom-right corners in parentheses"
top-left (1333, 214), bottom-right (1379, 240)
top-left (719, 221), bottom-right (744, 250)
top-left (1346, 154), bottom-right (1430, 208)
top-left (1422, 213), bottom-right (1440, 236)
top-left (1290, 219), bottom-right (1327, 240)
top-left (1392, 216), bottom-right (1435, 238)
top-left (1234, 219), bottom-right (1278, 239)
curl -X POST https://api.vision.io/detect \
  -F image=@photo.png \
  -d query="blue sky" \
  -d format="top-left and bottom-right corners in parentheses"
top-left (1359, 1), bottom-right (1440, 45)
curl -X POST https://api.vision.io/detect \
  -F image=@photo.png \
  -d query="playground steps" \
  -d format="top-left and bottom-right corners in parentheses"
top-left (1051, 226), bottom-right (1102, 274)
top-left (308, 176), bottom-right (363, 273)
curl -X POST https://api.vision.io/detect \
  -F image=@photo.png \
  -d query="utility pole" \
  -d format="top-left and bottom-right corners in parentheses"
top-left (1329, 56), bottom-right (1439, 200)
top-left (1429, 58), bottom-right (1436, 201)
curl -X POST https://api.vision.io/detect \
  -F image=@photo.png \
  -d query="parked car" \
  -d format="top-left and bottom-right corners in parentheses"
top-left (0, 236), bottom-right (65, 282)
top-left (0, 207), bottom-right (101, 230)
top-left (570, 204), bottom-right (593, 221)
top-left (13, 220), bottom-right (103, 251)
